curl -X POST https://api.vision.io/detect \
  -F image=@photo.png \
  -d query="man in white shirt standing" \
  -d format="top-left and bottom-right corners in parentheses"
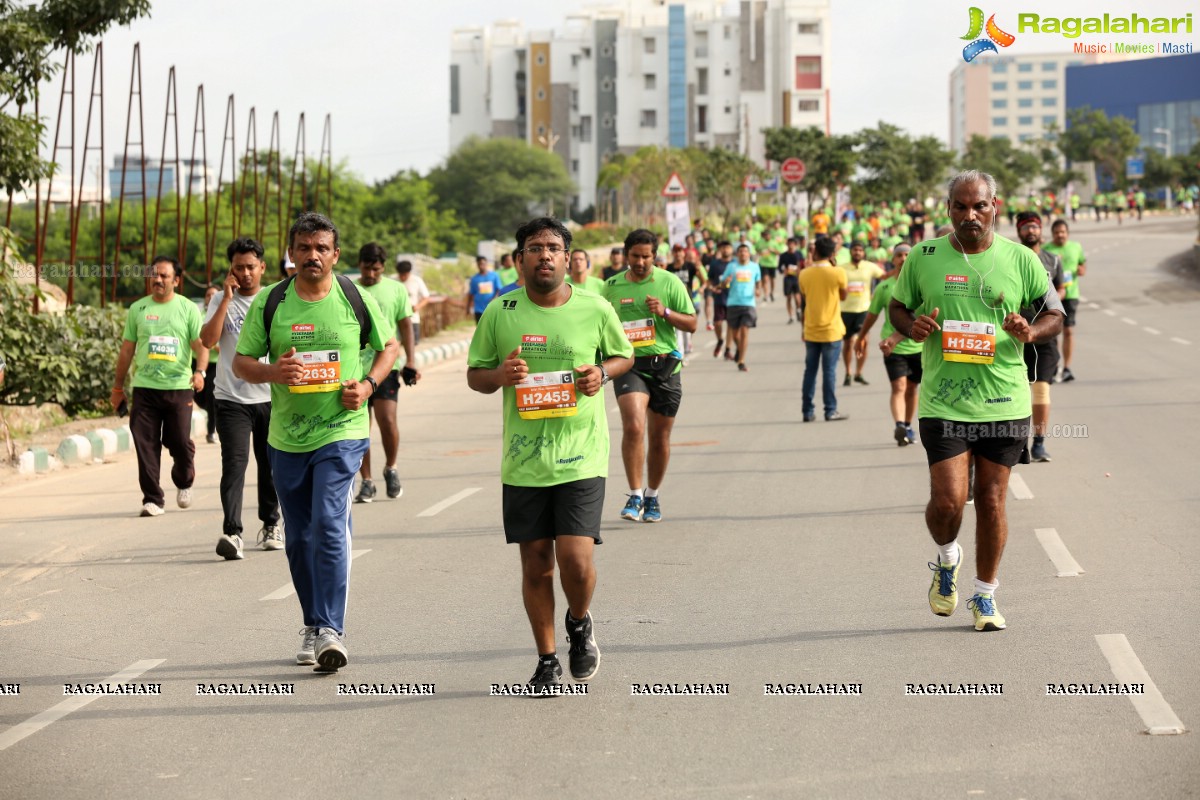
top-left (396, 259), bottom-right (431, 344)
top-left (200, 237), bottom-right (282, 560)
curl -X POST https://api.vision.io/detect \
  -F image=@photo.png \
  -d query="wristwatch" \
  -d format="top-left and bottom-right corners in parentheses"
top-left (363, 375), bottom-right (379, 395)
top-left (598, 364), bottom-right (610, 386)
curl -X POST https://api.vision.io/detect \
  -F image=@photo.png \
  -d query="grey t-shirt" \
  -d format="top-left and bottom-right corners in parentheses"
top-left (1021, 249), bottom-right (1066, 323)
top-left (205, 290), bottom-right (271, 404)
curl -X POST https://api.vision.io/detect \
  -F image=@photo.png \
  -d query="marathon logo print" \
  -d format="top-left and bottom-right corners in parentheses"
top-left (621, 298), bottom-right (635, 305)
top-left (523, 335), bottom-right (547, 344)
top-left (291, 323), bottom-right (316, 342)
top-left (146, 315), bottom-right (160, 321)
top-left (292, 324), bottom-right (315, 332)
top-left (946, 275), bottom-right (969, 284)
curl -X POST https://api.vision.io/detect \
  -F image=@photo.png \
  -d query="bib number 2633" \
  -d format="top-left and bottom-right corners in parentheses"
top-left (290, 349), bottom-right (342, 393)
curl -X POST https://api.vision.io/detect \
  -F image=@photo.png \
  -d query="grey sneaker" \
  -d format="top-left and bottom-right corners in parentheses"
top-left (216, 533), bottom-right (244, 560)
top-left (296, 627), bottom-right (317, 666)
top-left (354, 479), bottom-right (376, 504)
top-left (258, 525), bottom-right (284, 551)
top-left (176, 487), bottom-right (193, 509)
top-left (383, 467), bottom-right (403, 499)
top-left (140, 503), bottom-right (165, 517)
top-left (314, 627), bottom-right (347, 672)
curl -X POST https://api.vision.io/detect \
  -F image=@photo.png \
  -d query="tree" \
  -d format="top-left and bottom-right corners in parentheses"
top-left (1027, 125), bottom-right (1082, 194)
top-left (429, 137), bottom-right (575, 239)
top-left (689, 146), bottom-right (758, 232)
top-left (763, 126), bottom-right (858, 209)
top-left (959, 135), bottom-right (1039, 198)
top-left (0, 0), bottom-right (152, 195)
top-left (1058, 107), bottom-right (1140, 189)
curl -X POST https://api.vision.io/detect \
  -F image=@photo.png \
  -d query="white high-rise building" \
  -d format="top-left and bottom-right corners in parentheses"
top-left (449, 0), bottom-right (832, 212)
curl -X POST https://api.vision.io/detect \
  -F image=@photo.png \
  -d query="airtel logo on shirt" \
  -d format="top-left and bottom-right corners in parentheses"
top-left (292, 324), bottom-right (315, 332)
top-left (946, 275), bottom-right (969, 284)
top-left (523, 335), bottom-right (547, 344)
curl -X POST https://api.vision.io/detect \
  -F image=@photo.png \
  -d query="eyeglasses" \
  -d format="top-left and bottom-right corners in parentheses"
top-left (523, 245), bottom-right (566, 256)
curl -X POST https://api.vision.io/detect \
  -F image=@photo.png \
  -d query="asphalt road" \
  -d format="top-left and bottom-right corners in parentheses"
top-left (1, 214), bottom-right (1197, 799)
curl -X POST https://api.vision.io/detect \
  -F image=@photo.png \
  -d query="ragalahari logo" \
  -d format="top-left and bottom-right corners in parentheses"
top-left (961, 7), bottom-right (1016, 62)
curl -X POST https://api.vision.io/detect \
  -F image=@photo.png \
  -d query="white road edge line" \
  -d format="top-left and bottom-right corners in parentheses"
top-left (1170, 337), bottom-right (1191, 345)
top-left (1142, 327), bottom-right (1161, 336)
top-left (1094, 634), bottom-right (1187, 735)
top-left (1009, 472), bottom-right (1034, 500)
top-left (1120, 317), bottom-right (1138, 326)
top-left (1103, 309), bottom-right (1117, 317)
top-left (1034, 527), bottom-right (1084, 577)
top-left (417, 487), bottom-right (482, 518)
top-left (260, 550), bottom-right (372, 601)
top-left (0, 658), bottom-right (165, 751)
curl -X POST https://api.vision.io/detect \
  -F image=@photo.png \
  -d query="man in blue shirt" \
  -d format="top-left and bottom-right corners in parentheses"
top-left (721, 244), bottom-right (762, 372)
top-left (467, 256), bottom-right (504, 323)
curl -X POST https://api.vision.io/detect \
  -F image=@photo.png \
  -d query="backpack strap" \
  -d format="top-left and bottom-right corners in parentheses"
top-left (262, 275), bottom-right (295, 357)
top-left (335, 274), bottom-right (372, 351)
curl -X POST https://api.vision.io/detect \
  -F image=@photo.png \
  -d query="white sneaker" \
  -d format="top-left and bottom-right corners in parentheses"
top-left (216, 533), bottom-right (244, 560)
top-left (314, 628), bottom-right (348, 672)
top-left (140, 503), bottom-right (165, 517)
top-left (176, 488), bottom-right (193, 509)
top-left (296, 627), bottom-right (317, 666)
top-left (258, 525), bottom-right (284, 551)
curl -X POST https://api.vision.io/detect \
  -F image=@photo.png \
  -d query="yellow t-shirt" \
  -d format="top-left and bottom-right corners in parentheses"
top-left (840, 260), bottom-right (886, 313)
top-left (799, 263), bottom-right (847, 343)
top-left (811, 213), bottom-right (831, 235)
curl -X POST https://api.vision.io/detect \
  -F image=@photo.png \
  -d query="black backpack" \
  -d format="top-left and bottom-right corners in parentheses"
top-left (262, 274), bottom-right (372, 356)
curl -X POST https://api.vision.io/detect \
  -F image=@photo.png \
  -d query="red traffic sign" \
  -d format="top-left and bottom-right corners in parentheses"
top-left (781, 158), bottom-right (806, 184)
top-left (661, 172), bottom-right (688, 197)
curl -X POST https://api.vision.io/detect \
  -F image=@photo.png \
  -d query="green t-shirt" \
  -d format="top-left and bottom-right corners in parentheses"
top-left (868, 276), bottom-right (921, 356)
top-left (867, 246), bottom-right (888, 264)
top-left (566, 275), bottom-right (607, 294)
top-left (466, 286), bottom-right (633, 487)
top-left (892, 235), bottom-right (1050, 422)
top-left (497, 267), bottom-right (519, 286)
top-left (356, 277), bottom-right (412, 370)
top-left (834, 248), bottom-right (852, 266)
top-left (236, 278), bottom-right (389, 453)
top-left (1043, 240), bottom-right (1085, 300)
top-left (123, 294), bottom-right (203, 390)
top-left (881, 235), bottom-right (903, 251)
top-left (602, 268), bottom-right (696, 361)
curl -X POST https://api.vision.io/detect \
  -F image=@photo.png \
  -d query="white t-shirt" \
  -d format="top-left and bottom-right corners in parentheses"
top-left (205, 290), bottom-right (271, 404)
top-left (400, 274), bottom-right (431, 324)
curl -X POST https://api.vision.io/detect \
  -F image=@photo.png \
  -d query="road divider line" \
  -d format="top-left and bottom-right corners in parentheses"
top-left (1142, 327), bottom-right (1161, 336)
top-left (0, 659), bottom-right (165, 751)
top-left (1103, 309), bottom-right (1117, 317)
top-left (260, 550), bottom-right (371, 601)
top-left (1094, 634), bottom-right (1187, 735)
top-left (417, 488), bottom-right (481, 518)
top-left (1120, 317), bottom-right (1138, 326)
top-left (1009, 472), bottom-right (1034, 500)
top-left (1170, 337), bottom-right (1191, 345)
top-left (1034, 528), bottom-right (1084, 577)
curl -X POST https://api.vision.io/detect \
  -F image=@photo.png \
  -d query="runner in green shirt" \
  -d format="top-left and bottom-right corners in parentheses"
top-left (566, 249), bottom-right (606, 294)
top-left (497, 252), bottom-right (519, 287)
top-left (467, 216), bottom-right (633, 695)
top-left (602, 229), bottom-right (697, 525)
top-left (111, 256), bottom-right (207, 517)
top-left (1043, 219), bottom-right (1086, 382)
top-left (857, 243), bottom-right (920, 445)
top-left (353, 242), bottom-right (420, 504)
top-left (889, 170), bottom-right (1064, 634)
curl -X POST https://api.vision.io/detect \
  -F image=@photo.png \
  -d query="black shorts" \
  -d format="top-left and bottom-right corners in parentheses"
top-left (726, 305), bottom-right (757, 329)
top-left (884, 352), bottom-right (923, 383)
top-left (474, 311), bottom-right (484, 323)
top-left (919, 417), bottom-right (1031, 468)
top-left (842, 311), bottom-right (868, 337)
top-left (782, 275), bottom-right (801, 296)
top-left (368, 370), bottom-right (401, 404)
top-left (502, 477), bottom-right (605, 544)
top-left (613, 367), bottom-right (683, 417)
top-left (712, 303), bottom-right (727, 323)
top-left (1062, 298), bottom-right (1078, 328)
top-left (759, 266), bottom-right (777, 278)
top-left (1024, 339), bottom-right (1059, 383)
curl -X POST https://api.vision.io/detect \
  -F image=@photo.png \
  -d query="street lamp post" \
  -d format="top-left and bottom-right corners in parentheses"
top-left (1153, 127), bottom-right (1172, 210)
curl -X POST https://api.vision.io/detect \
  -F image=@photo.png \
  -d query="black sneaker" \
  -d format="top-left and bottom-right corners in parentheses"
top-left (1019, 443), bottom-right (1032, 465)
top-left (1062, 367), bottom-right (1075, 382)
top-left (894, 423), bottom-right (908, 447)
top-left (843, 374), bottom-right (852, 387)
top-left (565, 611), bottom-right (600, 681)
top-left (355, 479), bottom-right (376, 504)
top-left (383, 467), bottom-right (403, 499)
top-left (528, 656), bottom-right (563, 697)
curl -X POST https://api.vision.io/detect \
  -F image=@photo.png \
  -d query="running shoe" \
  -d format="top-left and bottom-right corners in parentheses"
top-left (355, 479), bottom-right (377, 504)
top-left (724, 349), bottom-right (734, 361)
top-left (620, 495), bottom-right (643, 522)
top-left (905, 425), bottom-right (917, 445)
top-left (206, 433), bottom-right (218, 444)
top-left (565, 611), bottom-right (600, 681)
top-left (802, 413), bottom-right (816, 423)
top-left (1061, 367), bottom-right (1075, 382)
top-left (314, 628), bottom-right (348, 672)
top-left (216, 533), bottom-right (244, 560)
top-left (383, 466), bottom-right (403, 499)
top-left (787, 317), bottom-right (794, 325)
top-left (528, 657), bottom-right (563, 697)
top-left (140, 503), bottom-right (165, 517)
top-left (843, 374), bottom-right (851, 387)
top-left (1018, 444), bottom-right (1032, 465)
top-left (894, 423), bottom-right (908, 447)
top-left (737, 363), bottom-right (748, 372)
top-left (258, 525), bottom-right (284, 551)
top-left (642, 496), bottom-right (662, 523)
top-left (177, 488), bottom-right (193, 509)
top-left (853, 375), bottom-right (869, 385)
top-left (297, 627), bottom-right (317, 666)
top-left (966, 593), bottom-right (1006, 631)
top-left (1031, 440), bottom-right (1052, 462)
top-left (825, 412), bottom-right (849, 421)
top-left (712, 339), bottom-right (723, 358)
top-left (927, 543), bottom-right (962, 616)
top-left (705, 322), bottom-right (714, 332)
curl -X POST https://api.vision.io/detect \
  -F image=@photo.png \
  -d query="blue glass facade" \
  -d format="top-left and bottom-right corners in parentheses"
top-left (668, 5), bottom-right (687, 148)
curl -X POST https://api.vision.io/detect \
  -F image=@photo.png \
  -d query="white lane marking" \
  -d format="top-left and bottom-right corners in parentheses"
top-left (260, 550), bottom-right (371, 601)
top-left (1170, 337), bottom-right (1191, 345)
top-left (1094, 634), bottom-right (1187, 735)
top-left (1120, 317), bottom-right (1138, 326)
top-left (1102, 309), bottom-right (1117, 317)
top-left (1143, 327), bottom-right (1160, 336)
top-left (0, 659), bottom-right (165, 751)
top-left (416, 488), bottom-right (481, 518)
top-left (1034, 528), bottom-right (1084, 577)
top-left (1009, 472), bottom-right (1034, 500)
top-left (1087, 303), bottom-right (1101, 310)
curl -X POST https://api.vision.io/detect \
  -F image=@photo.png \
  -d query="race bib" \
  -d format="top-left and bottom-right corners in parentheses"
top-left (736, 270), bottom-right (754, 283)
top-left (623, 317), bottom-right (656, 348)
top-left (847, 280), bottom-right (866, 295)
top-left (1063, 271), bottom-right (1074, 285)
top-left (478, 282), bottom-right (494, 295)
top-left (147, 335), bottom-right (179, 361)
top-left (290, 349), bottom-right (342, 393)
top-left (785, 265), bottom-right (799, 276)
top-left (941, 320), bottom-right (995, 365)
top-left (516, 370), bottom-right (578, 419)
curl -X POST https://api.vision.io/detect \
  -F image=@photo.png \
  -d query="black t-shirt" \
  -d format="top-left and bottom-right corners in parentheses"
top-left (779, 251), bottom-right (804, 273)
top-left (601, 264), bottom-right (626, 280)
top-left (668, 261), bottom-right (699, 294)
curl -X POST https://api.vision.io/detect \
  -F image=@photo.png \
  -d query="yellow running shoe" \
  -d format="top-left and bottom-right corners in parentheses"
top-left (966, 593), bottom-right (1006, 631)
top-left (927, 543), bottom-right (962, 617)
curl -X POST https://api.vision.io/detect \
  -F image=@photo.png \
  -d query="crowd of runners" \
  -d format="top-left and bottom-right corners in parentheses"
top-left (112, 168), bottom-right (1099, 693)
